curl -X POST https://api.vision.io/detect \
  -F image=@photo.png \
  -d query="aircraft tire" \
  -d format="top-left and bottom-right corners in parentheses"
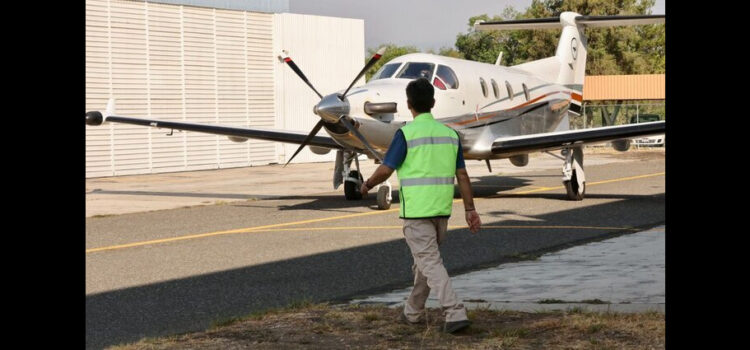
top-left (564, 170), bottom-right (585, 201)
top-left (376, 185), bottom-right (391, 210)
top-left (344, 170), bottom-right (363, 200)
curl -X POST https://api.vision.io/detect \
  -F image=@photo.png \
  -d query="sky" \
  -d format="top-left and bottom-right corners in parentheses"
top-left (289, 0), bottom-right (665, 52)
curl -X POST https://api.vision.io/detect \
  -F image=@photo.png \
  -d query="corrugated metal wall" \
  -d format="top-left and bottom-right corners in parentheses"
top-left (86, 0), bottom-right (276, 177)
top-left (583, 74), bottom-right (665, 101)
top-left (86, 1), bottom-right (364, 177)
top-left (273, 13), bottom-right (365, 164)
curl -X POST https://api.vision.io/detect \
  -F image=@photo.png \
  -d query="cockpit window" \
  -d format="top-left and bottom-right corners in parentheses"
top-left (396, 62), bottom-right (435, 80)
top-left (435, 65), bottom-right (458, 89)
top-left (370, 63), bottom-right (401, 81)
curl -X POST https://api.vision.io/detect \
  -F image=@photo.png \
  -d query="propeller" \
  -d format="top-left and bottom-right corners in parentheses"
top-left (284, 120), bottom-right (325, 167)
top-left (338, 116), bottom-right (383, 162)
top-left (341, 47), bottom-right (386, 99)
top-left (280, 48), bottom-right (387, 165)
top-left (281, 56), bottom-right (323, 99)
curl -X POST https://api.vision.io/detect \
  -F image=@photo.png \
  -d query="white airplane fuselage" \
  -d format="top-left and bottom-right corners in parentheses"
top-left (321, 53), bottom-right (582, 160)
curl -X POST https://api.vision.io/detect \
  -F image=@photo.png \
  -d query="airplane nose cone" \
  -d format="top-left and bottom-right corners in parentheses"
top-left (315, 94), bottom-right (349, 123)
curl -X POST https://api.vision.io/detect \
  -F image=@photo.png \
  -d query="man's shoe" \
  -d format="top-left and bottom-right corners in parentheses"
top-left (398, 312), bottom-right (421, 325)
top-left (443, 319), bottom-right (472, 333)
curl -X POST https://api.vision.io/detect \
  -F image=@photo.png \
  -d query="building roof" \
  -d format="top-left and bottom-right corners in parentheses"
top-left (583, 74), bottom-right (664, 101)
top-left (142, 0), bottom-right (289, 13)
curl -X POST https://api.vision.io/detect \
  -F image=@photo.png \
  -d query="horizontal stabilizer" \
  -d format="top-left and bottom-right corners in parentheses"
top-left (474, 14), bottom-right (664, 31)
top-left (492, 121), bottom-right (665, 155)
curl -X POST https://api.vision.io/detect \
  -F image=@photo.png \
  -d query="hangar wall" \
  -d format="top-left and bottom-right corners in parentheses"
top-left (85, 0), bottom-right (364, 178)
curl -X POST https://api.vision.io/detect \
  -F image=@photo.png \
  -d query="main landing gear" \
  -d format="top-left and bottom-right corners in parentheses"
top-left (337, 150), bottom-right (392, 209)
top-left (561, 147), bottom-right (586, 200)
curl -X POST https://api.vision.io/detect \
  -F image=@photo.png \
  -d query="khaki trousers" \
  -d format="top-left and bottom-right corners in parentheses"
top-left (402, 217), bottom-right (467, 323)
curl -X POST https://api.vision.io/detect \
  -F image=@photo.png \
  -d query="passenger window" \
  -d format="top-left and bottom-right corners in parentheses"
top-left (505, 81), bottom-right (513, 101)
top-left (480, 78), bottom-right (488, 98)
top-left (396, 62), bottom-right (435, 80)
top-left (370, 63), bottom-right (401, 81)
top-left (491, 79), bottom-right (499, 99)
top-left (435, 65), bottom-right (459, 89)
top-left (522, 83), bottom-right (530, 100)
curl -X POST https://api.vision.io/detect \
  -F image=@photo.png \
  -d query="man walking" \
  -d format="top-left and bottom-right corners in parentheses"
top-left (360, 77), bottom-right (481, 333)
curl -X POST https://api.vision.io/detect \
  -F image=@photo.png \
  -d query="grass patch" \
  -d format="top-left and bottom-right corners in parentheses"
top-left (91, 214), bottom-right (115, 218)
top-left (362, 311), bottom-right (380, 322)
top-left (109, 304), bottom-right (664, 349)
top-left (287, 298), bottom-right (315, 310)
top-left (508, 252), bottom-right (541, 261)
top-left (580, 299), bottom-right (610, 304)
top-left (538, 299), bottom-right (567, 304)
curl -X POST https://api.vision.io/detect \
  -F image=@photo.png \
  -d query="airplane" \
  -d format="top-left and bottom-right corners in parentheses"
top-left (85, 11), bottom-right (665, 210)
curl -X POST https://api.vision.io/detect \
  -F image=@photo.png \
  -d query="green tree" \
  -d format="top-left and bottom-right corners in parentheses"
top-left (438, 47), bottom-right (464, 59)
top-left (454, 0), bottom-right (664, 75)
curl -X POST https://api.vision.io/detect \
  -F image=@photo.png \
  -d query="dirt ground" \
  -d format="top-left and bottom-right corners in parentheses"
top-left (108, 303), bottom-right (665, 349)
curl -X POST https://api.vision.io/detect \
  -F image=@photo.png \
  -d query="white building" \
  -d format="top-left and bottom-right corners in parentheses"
top-left (85, 0), bottom-right (365, 177)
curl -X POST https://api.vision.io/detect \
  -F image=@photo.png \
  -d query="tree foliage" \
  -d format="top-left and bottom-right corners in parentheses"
top-left (454, 0), bottom-right (664, 75)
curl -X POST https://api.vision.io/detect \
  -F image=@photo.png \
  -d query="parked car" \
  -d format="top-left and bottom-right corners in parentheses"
top-left (630, 114), bottom-right (665, 147)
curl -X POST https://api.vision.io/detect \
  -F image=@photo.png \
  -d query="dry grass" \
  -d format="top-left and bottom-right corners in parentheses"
top-left (107, 304), bottom-right (664, 350)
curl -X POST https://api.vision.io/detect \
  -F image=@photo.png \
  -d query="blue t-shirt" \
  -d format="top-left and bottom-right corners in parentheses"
top-left (382, 129), bottom-right (465, 170)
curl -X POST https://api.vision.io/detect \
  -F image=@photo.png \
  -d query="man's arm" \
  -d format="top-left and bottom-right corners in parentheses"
top-left (360, 164), bottom-right (394, 196)
top-left (456, 167), bottom-right (481, 233)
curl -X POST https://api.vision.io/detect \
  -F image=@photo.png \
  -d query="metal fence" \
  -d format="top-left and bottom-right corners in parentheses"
top-left (571, 102), bottom-right (666, 130)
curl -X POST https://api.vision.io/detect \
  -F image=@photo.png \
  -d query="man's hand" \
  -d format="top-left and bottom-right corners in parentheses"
top-left (360, 181), bottom-right (371, 197)
top-left (359, 165), bottom-right (395, 198)
top-left (465, 209), bottom-right (481, 234)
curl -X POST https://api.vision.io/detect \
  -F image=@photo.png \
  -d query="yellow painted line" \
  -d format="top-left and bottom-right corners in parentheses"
top-left (86, 209), bottom-right (398, 253)
top-left (502, 172), bottom-right (665, 196)
top-left (587, 172), bottom-right (665, 186)
top-left (87, 172), bottom-right (662, 253)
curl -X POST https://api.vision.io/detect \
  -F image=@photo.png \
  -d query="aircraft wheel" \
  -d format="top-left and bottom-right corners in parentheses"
top-left (563, 170), bottom-right (585, 201)
top-left (376, 186), bottom-right (391, 210)
top-left (344, 170), bottom-right (363, 200)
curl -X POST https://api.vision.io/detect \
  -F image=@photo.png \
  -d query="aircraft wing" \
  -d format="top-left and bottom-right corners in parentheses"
top-left (86, 113), bottom-right (343, 150)
top-left (491, 121), bottom-right (665, 156)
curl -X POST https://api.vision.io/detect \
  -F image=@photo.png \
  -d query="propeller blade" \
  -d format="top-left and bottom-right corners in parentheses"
top-left (338, 116), bottom-right (383, 162)
top-left (281, 55), bottom-right (323, 99)
top-left (284, 120), bottom-right (326, 167)
top-left (341, 47), bottom-right (387, 98)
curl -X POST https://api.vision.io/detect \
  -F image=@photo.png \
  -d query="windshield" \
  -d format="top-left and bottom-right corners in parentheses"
top-left (396, 62), bottom-right (435, 80)
top-left (370, 63), bottom-right (401, 81)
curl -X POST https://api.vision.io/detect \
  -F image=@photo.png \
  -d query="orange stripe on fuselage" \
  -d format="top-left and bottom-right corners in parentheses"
top-left (447, 91), bottom-right (573, 127)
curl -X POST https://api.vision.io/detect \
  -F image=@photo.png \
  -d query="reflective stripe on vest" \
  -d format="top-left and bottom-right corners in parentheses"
top-left (406, 137), bottom-right (459, 149)
top-left (400, 177), bottom-right (455, 187)
top-left (397, 113), bottom-right (459, 219)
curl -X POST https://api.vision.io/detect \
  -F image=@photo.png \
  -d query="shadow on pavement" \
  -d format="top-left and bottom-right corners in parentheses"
top-left (86, 192), bottom-right (664, 349)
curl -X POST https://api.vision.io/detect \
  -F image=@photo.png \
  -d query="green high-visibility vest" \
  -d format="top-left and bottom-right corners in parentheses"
top-left (397, 113), bottom-right (459, 218)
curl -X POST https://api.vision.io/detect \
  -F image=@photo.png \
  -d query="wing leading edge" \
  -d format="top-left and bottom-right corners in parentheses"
top-left (87, 113), bottom-right (343, 150)
top-left (491, 121), bottom-right (665, 155)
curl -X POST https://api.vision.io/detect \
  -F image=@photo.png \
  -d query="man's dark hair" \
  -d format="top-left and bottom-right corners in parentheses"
top-left (406, 78), bottom-right (435, 113)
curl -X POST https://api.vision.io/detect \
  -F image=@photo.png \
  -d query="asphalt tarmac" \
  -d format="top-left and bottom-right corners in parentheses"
top-left (85, 148), bottom-right (665, 349)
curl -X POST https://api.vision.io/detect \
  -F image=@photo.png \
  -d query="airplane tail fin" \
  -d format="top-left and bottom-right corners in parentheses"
top-left (474, 13), bottom-right (664, 88)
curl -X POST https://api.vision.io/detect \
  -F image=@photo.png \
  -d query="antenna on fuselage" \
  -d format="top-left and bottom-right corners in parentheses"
top-left (495, 52), bottom-right (503, 66)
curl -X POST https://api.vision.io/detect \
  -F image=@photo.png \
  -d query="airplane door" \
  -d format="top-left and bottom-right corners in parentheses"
top-left (432, 65), bottom-right (463, 116)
